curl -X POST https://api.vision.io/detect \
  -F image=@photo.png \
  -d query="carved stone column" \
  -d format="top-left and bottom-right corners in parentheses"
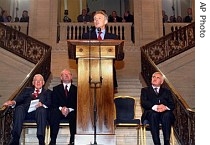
top-left (133, 0), bottom-right (163, 47)
top-left (29, 0), bottom-right (58, 48)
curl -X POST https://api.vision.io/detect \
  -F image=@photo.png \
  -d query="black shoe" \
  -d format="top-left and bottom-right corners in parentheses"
top-left (49, 141), bottom-right (56, 145)
top-left (8, 138), bottom-right (20, 145)
top-left (68, 142), bottom-right (74, 145)
top-left (8, 141), bottom-right (19, 145)
top-left (38, 135), bottom-right (45, 145)
top-left (39, 140), bottom-right (45, 145)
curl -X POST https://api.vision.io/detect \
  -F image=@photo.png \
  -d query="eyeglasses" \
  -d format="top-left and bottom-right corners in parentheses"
top-left (33, 80), bottom-right (43, 83)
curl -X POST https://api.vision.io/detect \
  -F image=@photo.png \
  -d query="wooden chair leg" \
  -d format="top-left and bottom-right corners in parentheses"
top-left (23, 127), bottom-right (26, 145)
top-left (47, 125), bottom-right (50, 144)
top-left (143, 126), bottom-right (146, 145)
top-left (142, 125), bottom-right (174, 145)
top-left (45, 126), bottom-right (48, 144)
top-left (137, 126), bottom-right (140, 145)
top-left (140, 126), bottom-right (144, 145)
top-left (170, 126), bottom-right (175, 145)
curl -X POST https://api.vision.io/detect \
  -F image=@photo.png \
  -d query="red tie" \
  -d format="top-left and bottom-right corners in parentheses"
top-left (98, 32), bottom-right (102, 40)
top-left (34, 89), bottom-right (39, 99)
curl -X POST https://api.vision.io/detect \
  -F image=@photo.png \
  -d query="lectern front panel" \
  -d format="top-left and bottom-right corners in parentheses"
top-left (77, 58), bottom-right (115, 134)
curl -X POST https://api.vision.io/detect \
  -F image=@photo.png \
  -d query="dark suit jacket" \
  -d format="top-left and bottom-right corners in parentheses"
top-left (108, 16), bottom-right (123, 22)
top-left (51, 84), bottom-right (77, 112)
top-left (124, 14), bottom-right (134, 23)
top-left (184, 15), bottom-right (193, 22)
top-left (82, 27), bottom-right (118, 40)
top-left (140, 86), bottom-right (175, 122)
top-left (77, 14), bottom-right (91, 22)
top-left (14, 87), bottom-right (51, 112)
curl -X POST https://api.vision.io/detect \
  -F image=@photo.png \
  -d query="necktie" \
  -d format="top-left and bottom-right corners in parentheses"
top-left (65, 85), bottom-right (68, 97)
top-left (154, 88), bottom-right (158, 95)
top-left (34, 89), bottom-right (40, 99)
top-left (98, 31), bottom-right (102, 40)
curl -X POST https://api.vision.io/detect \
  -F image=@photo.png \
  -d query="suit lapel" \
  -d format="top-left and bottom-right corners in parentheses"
top-left (91, 31), bottom-right (97, 39)
top-left (149, 86), bottom-right (158, 96)
top-left (38, 88), bottom-right (45, 97)
top-left (60, 84), bottom-right (68, 98)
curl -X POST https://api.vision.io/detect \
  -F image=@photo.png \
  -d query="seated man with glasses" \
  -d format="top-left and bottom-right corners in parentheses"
top-left (3, 74), bottom-right (51, 145)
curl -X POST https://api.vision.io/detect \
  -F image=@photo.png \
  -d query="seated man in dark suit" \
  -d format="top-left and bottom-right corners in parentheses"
top-left (49, 69), bottom-right (77, 145)
top-left (82, 10), bottom-right (119, 93)
top-left (140, 71), bottom-right (175, 145)
top-left (3, 74), bottom-right (52, 145)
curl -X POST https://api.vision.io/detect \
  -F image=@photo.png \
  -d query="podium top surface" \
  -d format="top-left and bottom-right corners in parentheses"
top-left (67, 39), bottom-right (124, 60)
top-left (67, 39), bottom-right (124, 46)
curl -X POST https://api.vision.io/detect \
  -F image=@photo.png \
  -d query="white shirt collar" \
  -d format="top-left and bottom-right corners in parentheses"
top-left (63, 83), bottom-right (71, 90)
top-left (152, 86), bottom-right (160, 91)
top-left (96, 29), bottom-right (105, 39)
top-left (34, 88), bottom-right (42, 93)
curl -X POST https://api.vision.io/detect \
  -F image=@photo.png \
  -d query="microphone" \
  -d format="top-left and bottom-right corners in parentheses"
top-left (97, 27), bottom-right (102, 41)
top-left (97, 27), bottom-right (101, 32)
top-left (88, 27), bottom-right (92, 40)
top-left (88, 27), bottom-right (92, 32)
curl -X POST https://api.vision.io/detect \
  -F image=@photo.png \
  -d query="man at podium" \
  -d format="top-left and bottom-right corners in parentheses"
top-left (82, 10), bottom-right (119, 93)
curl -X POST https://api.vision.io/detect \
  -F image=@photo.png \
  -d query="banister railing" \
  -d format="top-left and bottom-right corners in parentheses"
top-left (1, 22), bottom-right (29, 35)
top-left (0, 22), bottom-right (51, 145)
top-left (142, 22), bottom-right (195, 64)
top-left (163, 23), bottom-right (190, 35)
top-left (58, 22), bottom-right (133, 44)
top-left (141, 22), bottom-right (195, 145)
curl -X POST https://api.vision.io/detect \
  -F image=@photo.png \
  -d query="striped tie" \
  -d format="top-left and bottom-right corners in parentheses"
top-left (154, 88), bottom-right (158, 95)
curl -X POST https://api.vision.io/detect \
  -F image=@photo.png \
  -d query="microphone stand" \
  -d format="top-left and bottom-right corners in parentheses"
top-left (88, 27), bottom-right (92, 85)
top-left (88, 27), bottom-right (103, 145)
top-left (89, 81), bottom-right (101, 145)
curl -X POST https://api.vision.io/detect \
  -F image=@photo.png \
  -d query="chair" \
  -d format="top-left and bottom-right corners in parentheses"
top-left (114, 96), bottom-right (141, 145)
top-left (22, 119), bottom-right (49, 145)
top-left (46, 119), bottom-right (70, 144)
top-left (141, 119), bottom-right (175, 145)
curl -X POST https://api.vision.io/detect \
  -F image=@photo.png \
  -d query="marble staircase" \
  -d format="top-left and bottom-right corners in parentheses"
top-left (0, 47), bottom-right (194, 145)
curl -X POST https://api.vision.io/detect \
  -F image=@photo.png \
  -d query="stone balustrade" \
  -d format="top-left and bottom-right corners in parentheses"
top-left (58, 22), bottom-right (133, 45)
top-left (163, 22), bottom-right (190, 35)
top-left (2, 22), bottom-right (29, 35)
top-left (2, 22), bottom-right (192, 45)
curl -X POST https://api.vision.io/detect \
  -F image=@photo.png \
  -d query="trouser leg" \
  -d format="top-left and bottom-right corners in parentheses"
top-left (147, 111), bottom-right (161, 145)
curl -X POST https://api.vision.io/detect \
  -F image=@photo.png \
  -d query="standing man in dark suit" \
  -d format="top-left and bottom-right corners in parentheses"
top-left (77, 8), bottom-right (91, 22)
top-left (82, 10), bottom-right (119, 93)
top-left (108, 10), bottom-right (123, 22)
top-left (184, 8), bottom-right (193, 23)
top-left (49, 69), bottom-right (77, 145)
top-left (140, 71), bottom-right (175, 145)
top-left (3, 74), bottom-right (51, 145)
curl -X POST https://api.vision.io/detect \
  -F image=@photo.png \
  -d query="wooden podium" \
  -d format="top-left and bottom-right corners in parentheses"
top-left (67, 40), bottom-right (124, 145)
